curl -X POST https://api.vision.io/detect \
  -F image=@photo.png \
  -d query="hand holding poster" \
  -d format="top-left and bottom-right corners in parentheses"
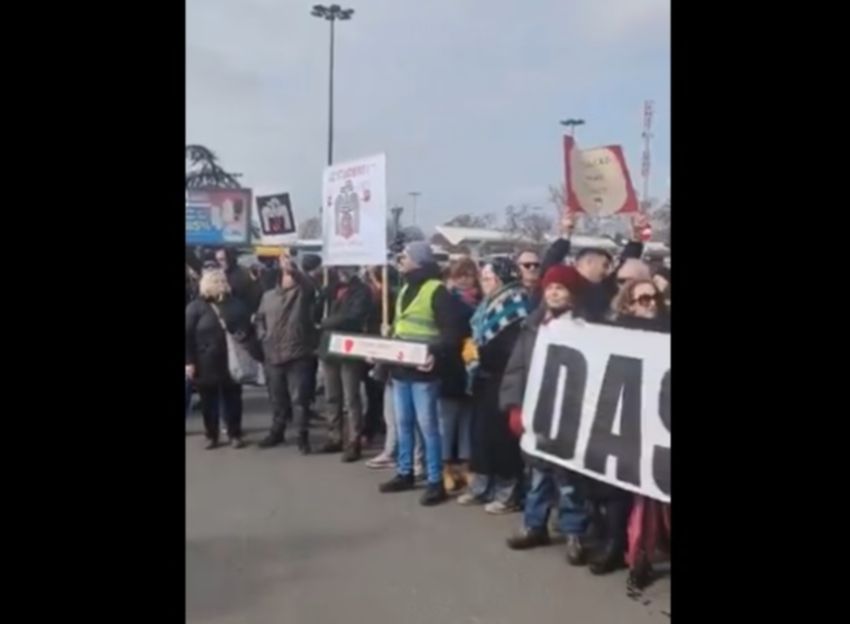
top-left (520, 316), bottom-right (670, 502)
top-left (322, 154), bottom-right (387, 267)
top-left (564, 136), bottom-right (639, 216)
top-left (186, 189), bottom-right (252, 245)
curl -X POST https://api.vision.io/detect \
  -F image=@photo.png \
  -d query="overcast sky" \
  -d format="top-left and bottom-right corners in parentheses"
top-left (187, 0), bottom-right (670, 232)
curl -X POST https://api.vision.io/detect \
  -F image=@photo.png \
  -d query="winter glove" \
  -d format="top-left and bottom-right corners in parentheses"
top-left (461, 338), bottom-right (479, 365)
top-left (508, 406), bottom-right (524, 438)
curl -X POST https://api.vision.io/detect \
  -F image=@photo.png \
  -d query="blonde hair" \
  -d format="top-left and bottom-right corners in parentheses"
top-left (199, 268), bottom-right (231, 300)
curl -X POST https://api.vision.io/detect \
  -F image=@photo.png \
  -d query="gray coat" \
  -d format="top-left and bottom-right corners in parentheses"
top-left (499, 306), bottom-right (546, 413)
top-left (256, 270), bottom-right (318, 366)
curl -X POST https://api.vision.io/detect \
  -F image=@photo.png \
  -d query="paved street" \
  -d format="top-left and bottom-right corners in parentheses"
top-left (187, 388), bottom-right (670, 624)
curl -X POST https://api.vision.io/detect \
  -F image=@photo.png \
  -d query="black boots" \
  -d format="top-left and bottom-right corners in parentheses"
top-left (258, 431), bottom-right (285, 449)
top-left (507, 527), bottom-right (551, 550)
top-left (341, 444), bottom-right (362, 463)
top-left (588, 539), bottom-right (627, 575)
top-left (420, 482), bottom-right (447, 506)
top-left (297, 432), bottom-right (311, 455)
top-left (379, 474), bottom-right (415, 493)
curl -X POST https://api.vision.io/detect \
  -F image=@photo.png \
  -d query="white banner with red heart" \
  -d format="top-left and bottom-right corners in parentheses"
top-left (327, 333), bottom-right (429, 367)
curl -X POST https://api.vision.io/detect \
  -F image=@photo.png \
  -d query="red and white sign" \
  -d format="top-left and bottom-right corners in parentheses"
top-left (564, 136), bottom-right (639, 216)
top-left (327, 333), bottom-right (429, 367)
top-left (322, 153), bottom-right (387, 266)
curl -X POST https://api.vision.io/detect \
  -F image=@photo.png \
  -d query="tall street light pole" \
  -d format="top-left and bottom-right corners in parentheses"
top-left (559, 118), bottom-right (586, 138)
top-left (311, 4), bottom-right (355, 167)
top-left (408, 191), bottom-right (421, 225)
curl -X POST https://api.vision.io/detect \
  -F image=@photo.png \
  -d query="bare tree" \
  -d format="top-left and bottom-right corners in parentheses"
top-left (546, 182), bottom-right (630, 238)
top-left (503, 204), bottom-right (554, 243)
top-left (443, 213), bottom-right (498, 229)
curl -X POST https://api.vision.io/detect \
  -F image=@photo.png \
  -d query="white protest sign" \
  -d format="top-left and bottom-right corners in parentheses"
top-left (327, 333), bottom-right (429, 367)
top-left (564, 136), bottom-right (639, 216)
top-left (322, 154), bottom-right (387, 266)
top-left (521, 316), bottom-right (670, 502)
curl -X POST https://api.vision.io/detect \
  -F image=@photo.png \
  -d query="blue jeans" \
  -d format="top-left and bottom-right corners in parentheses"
top-left (393, 379), bottom-right (442, 485)
top-left (438, 397), bottom-right (472, 461)
top-left (467, 472), bottom-right (521, 505)
top-left (523, 467), bottom-right (588, 537)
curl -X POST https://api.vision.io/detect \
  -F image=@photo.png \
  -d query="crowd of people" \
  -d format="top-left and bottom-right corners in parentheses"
top-left (185, 214), bottom-right (671, 591)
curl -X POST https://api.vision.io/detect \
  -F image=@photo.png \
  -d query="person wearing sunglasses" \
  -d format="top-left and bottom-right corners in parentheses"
top-left (610, 279), bottom-right (669, 330)
top-left (577, 279), bottom-right (669, 579)
top-left (515, 249), bottom-right (542, 293)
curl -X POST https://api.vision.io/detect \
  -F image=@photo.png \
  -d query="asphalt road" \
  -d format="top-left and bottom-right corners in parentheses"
top-left (186, 388), bottom-right (670, 623)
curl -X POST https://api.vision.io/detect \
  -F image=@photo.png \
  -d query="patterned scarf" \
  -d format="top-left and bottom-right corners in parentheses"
top-left (470, 282), bottom-right (531, 347)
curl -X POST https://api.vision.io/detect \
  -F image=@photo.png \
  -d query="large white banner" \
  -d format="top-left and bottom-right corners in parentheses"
top-left (521, 317), bottom-right (670, 502)
top-left (322, 154), bottom-right (387, 266)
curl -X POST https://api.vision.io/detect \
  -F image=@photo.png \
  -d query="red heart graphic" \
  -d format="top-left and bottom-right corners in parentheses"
top-left (343, 339), bottom-right (354, 353)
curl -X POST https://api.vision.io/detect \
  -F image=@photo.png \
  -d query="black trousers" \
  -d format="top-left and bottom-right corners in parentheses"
top-left (363, 374), bottom-right (386, 439)
top-left (198, 382), bottom-right (243, 441)
top-left (266, 357), bottom-right (314, 437)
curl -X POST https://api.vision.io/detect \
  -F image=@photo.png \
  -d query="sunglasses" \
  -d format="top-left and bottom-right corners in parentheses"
top-left (632, 294), bottom-right (659, 307)
top-left (520, 262), bottom-right (541, 270)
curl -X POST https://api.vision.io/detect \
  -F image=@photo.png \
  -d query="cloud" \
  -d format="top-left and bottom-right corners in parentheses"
top-left (187, 0), bottom-right (670, 230)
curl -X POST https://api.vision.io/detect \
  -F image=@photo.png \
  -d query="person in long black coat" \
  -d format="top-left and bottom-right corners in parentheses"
top-left (185, 268), bottom-right (261, 449)
top-left (458, 258), bottom-right (531, 514)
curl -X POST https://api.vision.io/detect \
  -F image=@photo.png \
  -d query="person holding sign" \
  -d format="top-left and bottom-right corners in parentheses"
top-left (318, 267), bottom-right (373, 462)
top-left (500, 264), bottom-right (593, 564)
top-left (378, 242), bottom-right (466, 506)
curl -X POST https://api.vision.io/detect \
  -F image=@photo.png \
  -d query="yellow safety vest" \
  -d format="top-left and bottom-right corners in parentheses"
top-left (394, 279), bottom-right (441, 341)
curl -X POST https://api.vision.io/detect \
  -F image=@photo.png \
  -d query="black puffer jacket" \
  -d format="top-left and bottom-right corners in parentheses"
top-left (256, 268), bottom-right (318, 366)
top-left (226, 265), bottom-right (263, 314)
top-left (185, 295), bottom-right (261, 387)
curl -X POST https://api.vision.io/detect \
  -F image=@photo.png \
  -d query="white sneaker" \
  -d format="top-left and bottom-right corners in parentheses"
top-left (365, 455), bottom-right (395, 469)
top-left (457, 492), bottom-right (486, 506)
top-left (485, 500), bottom-right (520, 515)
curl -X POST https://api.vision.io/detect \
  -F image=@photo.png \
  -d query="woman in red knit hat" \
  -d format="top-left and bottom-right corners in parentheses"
top-left (499, 264), bottom-right (594, 565)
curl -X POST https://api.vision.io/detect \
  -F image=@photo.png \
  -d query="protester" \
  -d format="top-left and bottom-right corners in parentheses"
top-left (651, 266), bottom-right (671, 310)
top-left (459, 258), bottom-right (530, 514)
top-left (255, 255), bottom-right (319, 453)
top-left (515, 249), bottom-right (542, 297)
top-left (185, 268), bottom-right (261, 449)
top-left (500, 264), bottom-right (592, 564)
top-left (300, 253), bottom-right (324, 420)
top-left (215, 247), bottom-right (263, 314)
top-left (602, 278), bottom-right (671, 582)
top-left (439, 258), bottom-right (480, 492)
top-left (363, 265), bottom-right (426, 477)
top-left (361, 265), bottom-right (397, 446)
top-left (186, 264), bottom-right (199, 306)
top-left (318, 266), bottom-right (372, 461)
top-left (379, 241), bottom-right (465, 506)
